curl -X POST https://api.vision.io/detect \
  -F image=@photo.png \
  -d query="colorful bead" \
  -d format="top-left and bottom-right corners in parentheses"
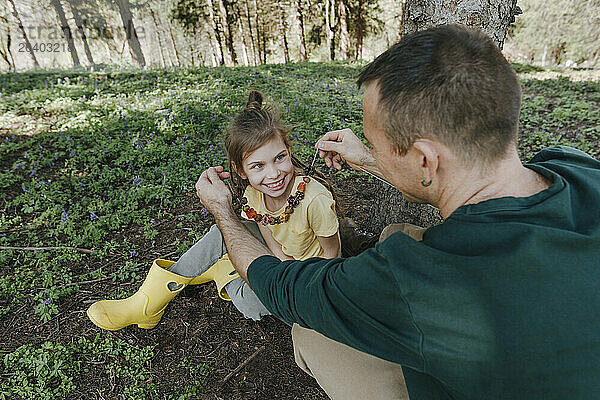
top-left (243, 205), bottom-right (250, 212)
top-left (241, 197), bottom-right (248, 205)
top-left (303, 177), bottom-right (310, 183)
top-left (246, 209), bottom-right (257, 219)
top-left (298, 182), bottom-right (306, 192)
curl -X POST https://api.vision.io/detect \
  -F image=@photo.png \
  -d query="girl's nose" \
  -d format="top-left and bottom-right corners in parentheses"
top-left (266, 164), bottom-right (279, 179)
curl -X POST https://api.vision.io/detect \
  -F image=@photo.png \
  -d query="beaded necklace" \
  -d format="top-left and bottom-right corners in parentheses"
top-left (242, 176), bottom-right (311, 226)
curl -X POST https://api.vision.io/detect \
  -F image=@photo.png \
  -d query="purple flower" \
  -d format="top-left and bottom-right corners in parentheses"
top-left (61, 211), bottom-right (69, 222)
top-left (200, 208), bottom-right (209, 217)
top-left (132, 176), bottom-right (142, 186)
top-left (129, 249), bottom-right (137, 258)
top-left (90, 212), bottom-right (98, 221)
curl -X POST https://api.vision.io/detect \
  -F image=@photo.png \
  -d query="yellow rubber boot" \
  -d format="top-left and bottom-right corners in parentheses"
top-left (86, 259), bottom-right (191, 331)
top-left (189, 253), bottom-right (240, 301)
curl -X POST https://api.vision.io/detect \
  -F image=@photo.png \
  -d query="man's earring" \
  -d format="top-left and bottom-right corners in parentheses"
top-left (421, 178), bottom-right (432, 187)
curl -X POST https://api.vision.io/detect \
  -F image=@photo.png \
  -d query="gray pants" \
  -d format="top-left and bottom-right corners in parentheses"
top-left (169, 221), bottom-right (272, 321)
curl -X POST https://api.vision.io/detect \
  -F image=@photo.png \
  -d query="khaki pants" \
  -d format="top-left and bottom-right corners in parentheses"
top-left (291, 223), bottom-right (427, 400)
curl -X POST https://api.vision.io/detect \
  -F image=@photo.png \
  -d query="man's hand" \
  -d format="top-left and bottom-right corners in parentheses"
top-left (195, 166), bottom-right (233, 218)
top-left (316, 128), bottom-right (374, 171)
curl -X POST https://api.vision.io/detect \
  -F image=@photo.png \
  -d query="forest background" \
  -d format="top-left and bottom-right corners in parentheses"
top-left (1, 1), bottom-right (599, 399)
top-left (2, 0), bottom-right (600, 72)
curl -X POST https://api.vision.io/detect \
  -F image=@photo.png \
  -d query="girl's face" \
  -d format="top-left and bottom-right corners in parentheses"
top-left (237, 136), bottom-right (295, 201)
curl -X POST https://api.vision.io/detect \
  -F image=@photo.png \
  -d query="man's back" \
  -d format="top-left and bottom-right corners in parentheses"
top-left (390, 146), bottom-right (600, 399)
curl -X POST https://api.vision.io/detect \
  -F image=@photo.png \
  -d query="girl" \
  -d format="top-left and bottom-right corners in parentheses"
top-left (87, 90), bottom-right (341, 329)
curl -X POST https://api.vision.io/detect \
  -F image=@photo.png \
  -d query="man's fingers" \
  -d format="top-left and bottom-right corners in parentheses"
top-left (317, 139), bottom-right (341, 155)
top-left (205, 166), bottom-right (222, 183)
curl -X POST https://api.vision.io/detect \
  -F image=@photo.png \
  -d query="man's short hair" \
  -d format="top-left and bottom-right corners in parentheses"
top-left (357, 24), bottom-right (521, 166)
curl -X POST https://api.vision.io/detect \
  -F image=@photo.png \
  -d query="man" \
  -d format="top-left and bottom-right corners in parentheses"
top-left (196, 24), bottom-right (600, 399)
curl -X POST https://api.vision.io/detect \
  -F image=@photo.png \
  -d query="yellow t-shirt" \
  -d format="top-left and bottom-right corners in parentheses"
top-left (240, 175), bottom-right (339, 260)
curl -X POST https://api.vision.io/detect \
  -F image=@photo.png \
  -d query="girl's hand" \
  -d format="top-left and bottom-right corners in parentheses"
top-left (195, 166), bottom-right (232, 217)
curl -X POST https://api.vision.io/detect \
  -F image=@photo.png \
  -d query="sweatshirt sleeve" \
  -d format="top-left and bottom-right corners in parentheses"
top-left (246, 246), bottom-right (425, 368)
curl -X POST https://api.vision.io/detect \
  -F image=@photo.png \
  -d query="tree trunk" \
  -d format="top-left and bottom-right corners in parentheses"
top-left (8, 0), bottom-right (39, 68)
top-left (295, 0), bottom-right (307, 61)
top-left (244, 0), bottom-right (258, 65)
top-left (51, 0), bottom-right (80, 67)
top-left (217, 0), bottom-right (236, 65)
top-left (354, 0), bottom-right (365, 59)
top-left (401, 0), bottom-right (519, 49)
top-left (325, 0), bottom-right (334, 61)
top-left (115, 0), bottom-right (146, 67)
top-left (279, 2), bottom-right (289, 63)
top-left (206, 0), bottom-right (225, 65)
top-left (0, 12), bottom-right (15, 71)
top-left (398, 0), bottom-right (407, 39)
top-left (366, 0), bottom-right (520, 235)
top-left (149, 8), bottom-right (167, 66)
top-left (338, 0), bottom-right (349, 59)
top-left (66, 0), bottom-right (94, 65)
top-left (166, 18), bottom-right (181, 66)
top-left (237, 10), bottom-right (249, 66)
top-left (253, 0), bottom-right (266, 63)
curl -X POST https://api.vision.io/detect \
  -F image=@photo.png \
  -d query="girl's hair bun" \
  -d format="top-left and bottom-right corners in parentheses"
top-left (245, 90), bottom-right (264, 110)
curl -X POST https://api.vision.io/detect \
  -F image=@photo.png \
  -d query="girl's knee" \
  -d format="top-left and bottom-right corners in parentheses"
top-left (225, 278), bottom-right (271, 320)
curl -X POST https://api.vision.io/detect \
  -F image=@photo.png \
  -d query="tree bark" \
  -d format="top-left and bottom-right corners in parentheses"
top-left (366, 0), bottom-right (520, 235)
top-left (244, 0), bottom-right (258, 65)
top-left (325, 0), bottom-right (334, 61)
top-left (295, 0), bottom-right (307, 61)
top-left (206, 0), bottom-right (225, 65)
top-left (166, 16), bottom-right (181, 66)
top-left (0, 12), bottom-right (15, 71)
top-left (66, 0), bottom-right (94, 65)
top-left (115, 0), bottom-right (146, 67)
top-left (149, 8), bottom-right (167, 66)
top-left (217, 0), bottom-right (236, 65)
top-left (8, 0), bottom-right (39, 68)
top-left (279, 1), bottom-right (290, 63)
top-left (253, 0), bottom-right (266, 63)
top-left (237, 9), bottom-right (249, 65)
top-left (338, 0), bottom-right (349, 59)
top-left (401, 0), bottom-right (519, 49)
top-left (51, 0), bottom-right (80, 67)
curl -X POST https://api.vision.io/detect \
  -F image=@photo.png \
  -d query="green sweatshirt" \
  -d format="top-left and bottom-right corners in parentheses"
top-left (247, 146), bottom-right (600, 400)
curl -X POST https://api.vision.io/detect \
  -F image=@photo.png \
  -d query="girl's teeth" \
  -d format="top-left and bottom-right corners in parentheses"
top-left (267, 179), bottom-right (283, 188)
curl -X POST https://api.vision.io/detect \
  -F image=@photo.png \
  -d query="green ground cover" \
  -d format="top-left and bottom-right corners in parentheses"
top-left (1, 62), bottom-right (599, 399)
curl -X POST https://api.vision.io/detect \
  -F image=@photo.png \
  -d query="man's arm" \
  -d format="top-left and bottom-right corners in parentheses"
top-left (194, 166), bottom-right (275, 283)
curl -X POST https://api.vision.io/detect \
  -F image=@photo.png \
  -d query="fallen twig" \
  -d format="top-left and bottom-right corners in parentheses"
top-left (58, 276), bottom-right (111, 289)
top-left (222, 345), bottom-right (265, 384)
top-left (0, 246), bottom-right (93, 254)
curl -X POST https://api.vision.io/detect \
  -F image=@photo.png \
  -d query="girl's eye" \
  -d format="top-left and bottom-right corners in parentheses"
top-left (276, 154), bottom-right (286, 161)
top-left (252, 163), bottom-right (263, 169)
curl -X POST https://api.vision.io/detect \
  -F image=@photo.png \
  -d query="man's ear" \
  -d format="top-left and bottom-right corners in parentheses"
top-left (231, 161), bottom-right (247, 180)
top-left (412, 139), bottom-right (440, 183)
